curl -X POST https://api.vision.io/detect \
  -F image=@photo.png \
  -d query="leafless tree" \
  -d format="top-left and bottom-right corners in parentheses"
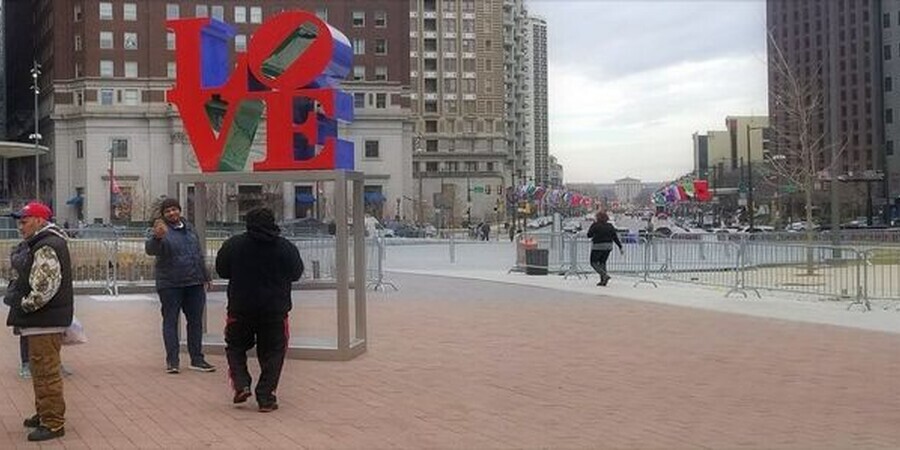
top-left (766, 32), bottom-right (846, 273)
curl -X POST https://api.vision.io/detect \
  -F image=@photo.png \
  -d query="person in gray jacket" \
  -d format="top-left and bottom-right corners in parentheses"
top-left (145, 198), bottom-right (215, 374)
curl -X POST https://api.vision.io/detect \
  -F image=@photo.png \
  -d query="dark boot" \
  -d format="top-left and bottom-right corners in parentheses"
top-left (27, 425), bottom-right (65, 442)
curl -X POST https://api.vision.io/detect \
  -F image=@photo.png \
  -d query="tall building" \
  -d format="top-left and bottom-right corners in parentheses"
top-left (548, 154), bottom-right (563, 187)
top-left (767, 0), bottom-right (891, 212)
top-left (881, 2), bottom-right (900, 198)
top-left (503, 0), bottom-right (529, 185)
top-left (408, 0), bottom-right (508, 226)
top-left (6, 1), bottom-right (412, 224)
top-left (527, 15), bottom-right (548, 185)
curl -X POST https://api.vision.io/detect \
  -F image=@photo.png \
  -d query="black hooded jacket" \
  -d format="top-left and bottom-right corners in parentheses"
top-left (215, 214), bottom-right (304, 318)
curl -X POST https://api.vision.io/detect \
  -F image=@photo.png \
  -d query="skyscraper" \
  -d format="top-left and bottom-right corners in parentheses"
top-left (767, 0), bottom-right (891, 218)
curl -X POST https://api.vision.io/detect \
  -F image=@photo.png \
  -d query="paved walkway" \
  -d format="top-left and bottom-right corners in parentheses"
top-left (2, 272), bottom-right (900, 448)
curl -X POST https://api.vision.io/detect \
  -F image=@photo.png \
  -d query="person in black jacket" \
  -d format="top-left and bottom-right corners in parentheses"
top-left (216, 207), bottom-right (304, 412)
top-left (586, 211), bottom-right (624, 286)
top-left (4, 202), bottom-right (73, 441)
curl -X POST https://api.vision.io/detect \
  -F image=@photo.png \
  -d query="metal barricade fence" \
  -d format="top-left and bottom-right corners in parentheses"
top-left (506, 231), bottom-right (900, 306)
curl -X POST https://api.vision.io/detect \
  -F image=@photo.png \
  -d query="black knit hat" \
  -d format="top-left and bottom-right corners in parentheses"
top-left (159, 198), bottom-right (181, 215)
top-left (245, 207), bottom-right (276, 230)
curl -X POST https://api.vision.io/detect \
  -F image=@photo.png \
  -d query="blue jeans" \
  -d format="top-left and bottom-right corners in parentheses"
top-left (158, 285), bottom-right (206, 367)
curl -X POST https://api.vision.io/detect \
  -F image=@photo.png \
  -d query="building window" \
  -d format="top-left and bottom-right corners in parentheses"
top-left (375, 66), bottom-right (388, 81)
top-left (315, 7), bottom-right (328, 21)
top-left (166, 3), bottom-right (180, 20)
top-left (99, 2), bottom-right (113, 20)
top-left (75, 63), bottom-right (83, 78)
top-left (425, 120), bottom-right (438, 132)
top-left (462, 39), bottom-right (475, 52)
top-left (888, 140), bottom-right (895, 156)
top-left (167, 62), bottom-right (177, 78)
top-left (100, 89), bottom-right (115, 105)
top-left (124, 32), bottom-right (138, 50)
top-left (100, 31), bottom-right (114, 49)
top-left (364, 140), bottom-right (380, 158)
top-left (123, 89), bottom-right (139, 106)
top-left (376, 93), bottom-right (387, 109)
top-left (352, 11), bottom-right (365, 27)
top-left (76, 140), bottom-right (84, 159)
top-left (353, 93), bottom-right (366, 108)
top-left (74, 35), bottom-right (83, 51)
top-left (111, 139), bottom-right (129, 159)
top-left (100, 60), bottom-right (114, 77)
top-left (462, 19), bottom-right (475, 33)
top-left (123, 3), bottom-right (137, 21)
top-left (884, 12), bottom-right (890, 28)
top-left (487, 162), bottom-right (494, 172)
top-left (250, 7), bottom-right (263, 23)
top-left (211, 5), bottom-right (224, 20)
top-left (887, 108), bottom-right (894, 124)
top-left (426, 162), bottom-right (438, 172)
top-left (426, 140), bottom-right (438, 152)
top-left (235, 35), bottom-right (247, 52)
top-left (196, 5), bottom-right (208, 17)
top-left (353, 39), bottom-right (366, 55)
top-left (74, 4), bottom-right (83, 22)
top-left (375, 39), bottom-right (388, 55)
top-left (463, 58), bottom-right (475, 72)
top-left (425, 100), bottom-right (438, 113)
top-left (234, 6), bottom-right (247, 23)
top-left (167, 32), bottom-right (176, 50)
top-left (375, 11), bottom-right (387, 27)
top-left (124, 61), bottom-right (138, 78)
top-left (886, 44), bottom-right (893, 61)
top-left (353, 66), bottom-right (365, 81)
top-left (887, 76), bottom-right (893, 92)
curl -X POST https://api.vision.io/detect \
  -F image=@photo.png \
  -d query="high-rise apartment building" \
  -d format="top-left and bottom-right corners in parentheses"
top-left (409, 0), bottom-right (507, 226)
top-left (5, 1), bottom-right (412, 223)
top-left (528, 15), bottom-right (548, 186)
top-left (767, 0), bottom-right (891, 213)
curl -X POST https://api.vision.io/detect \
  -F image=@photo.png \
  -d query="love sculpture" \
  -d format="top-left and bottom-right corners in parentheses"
top-left (166, 11), bottom-right (355, 172)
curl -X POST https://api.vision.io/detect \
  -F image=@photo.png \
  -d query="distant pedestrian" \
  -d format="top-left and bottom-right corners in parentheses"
top-left (508, 224), bottom-right (516, 242)
top-left (215, 207), bottom-right (304, 412)
top-left (145, 198), bottom-right (216, 374)
top-left (586, 211), bottom-right (624, 286)
top-left (4, 202), bottom-right (74, 441)
top-left (481, 222), bottom-right (491, 241)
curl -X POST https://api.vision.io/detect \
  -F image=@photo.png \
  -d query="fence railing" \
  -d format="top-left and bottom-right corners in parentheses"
top-left (0, 232), bottom-right (394, 294)
top-left (509, 231), bottom-right (900, 309)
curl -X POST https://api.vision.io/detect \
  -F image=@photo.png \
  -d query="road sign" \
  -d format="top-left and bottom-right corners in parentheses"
top-left (473, 186), bottom-right (484, 193)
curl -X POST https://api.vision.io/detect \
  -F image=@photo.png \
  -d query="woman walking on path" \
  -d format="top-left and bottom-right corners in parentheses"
top-left (586, 211), bottom-right (623, 286)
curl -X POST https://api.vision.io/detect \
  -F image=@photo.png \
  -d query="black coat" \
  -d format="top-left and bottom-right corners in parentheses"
top-left (215, 226), bottom-right (304, 318)
top-left (5, 226), bottom-right (74, 329)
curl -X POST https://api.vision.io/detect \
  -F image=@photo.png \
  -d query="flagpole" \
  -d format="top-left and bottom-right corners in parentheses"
top-left (109, 145), bottom-right (114, 224)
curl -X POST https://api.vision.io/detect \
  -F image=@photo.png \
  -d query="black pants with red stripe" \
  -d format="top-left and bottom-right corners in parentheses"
top-left (225, 314), bottom-right (289, 406)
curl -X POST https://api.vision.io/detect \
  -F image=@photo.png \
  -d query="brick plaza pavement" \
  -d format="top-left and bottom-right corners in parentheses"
top-left (2, 272), bottom-right (900, 448)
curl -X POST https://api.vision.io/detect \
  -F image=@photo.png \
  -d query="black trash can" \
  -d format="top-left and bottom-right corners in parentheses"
top-left (525, 248), bottom-right (549, 275)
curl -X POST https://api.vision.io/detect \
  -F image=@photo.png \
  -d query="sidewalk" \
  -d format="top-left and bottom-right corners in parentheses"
top-left (2, 272), bottom-right (900, 448)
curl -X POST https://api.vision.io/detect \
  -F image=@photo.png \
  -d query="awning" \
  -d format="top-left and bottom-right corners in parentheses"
top-left (0, 141), bottom-right (50, 159)
top-left (364, 192), bottom-right (386, 204)
top-left (66, 195), bottom-right (84, 206)
top-left (295, 193), bottom-right (316, 204)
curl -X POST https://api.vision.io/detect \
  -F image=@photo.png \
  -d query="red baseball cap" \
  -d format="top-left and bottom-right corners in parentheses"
top-left (11, 202), bottom-right (53, 220)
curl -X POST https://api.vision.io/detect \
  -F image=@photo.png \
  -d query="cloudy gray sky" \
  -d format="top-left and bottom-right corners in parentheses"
top-left (528, 0), bottom-right (768, 183)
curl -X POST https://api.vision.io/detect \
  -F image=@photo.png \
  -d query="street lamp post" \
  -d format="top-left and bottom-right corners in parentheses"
top-left (745, 124), bottom-right (767, 230)
top-left (30, 61), bottom-right (42, 201)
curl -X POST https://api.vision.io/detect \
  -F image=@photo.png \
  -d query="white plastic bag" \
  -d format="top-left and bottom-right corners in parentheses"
top-left (62, 316), bottom-right (87, 345)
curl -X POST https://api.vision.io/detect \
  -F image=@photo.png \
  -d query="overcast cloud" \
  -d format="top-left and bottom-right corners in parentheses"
top-left (528, 0), bottom-right (768, 183)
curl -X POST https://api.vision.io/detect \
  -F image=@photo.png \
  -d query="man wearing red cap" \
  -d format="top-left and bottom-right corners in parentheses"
top-left (4, 201), bottom-right (74, 441)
